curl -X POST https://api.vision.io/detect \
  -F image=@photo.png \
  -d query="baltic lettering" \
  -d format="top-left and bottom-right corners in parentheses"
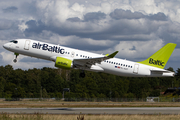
top-left (149, 58), bottom-right (164, 67)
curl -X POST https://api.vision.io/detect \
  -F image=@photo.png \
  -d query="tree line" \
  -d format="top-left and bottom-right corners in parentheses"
top-left (0, 65), bottom-right (180, 99)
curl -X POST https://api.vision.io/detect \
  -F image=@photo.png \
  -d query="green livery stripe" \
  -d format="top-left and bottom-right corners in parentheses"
top-left (138, 43), bottom-right (176, 69)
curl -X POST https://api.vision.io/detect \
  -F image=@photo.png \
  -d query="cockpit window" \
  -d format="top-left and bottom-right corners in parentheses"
top-left (10, 40), bottom-right (18, 44)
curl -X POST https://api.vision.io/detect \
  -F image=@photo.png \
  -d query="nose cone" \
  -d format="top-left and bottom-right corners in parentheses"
top-left (3, 43), bottom-right (9, 49)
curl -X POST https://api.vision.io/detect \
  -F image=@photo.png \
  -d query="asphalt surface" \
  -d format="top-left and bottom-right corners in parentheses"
top-left (0, 107), bottom-right (180, 114)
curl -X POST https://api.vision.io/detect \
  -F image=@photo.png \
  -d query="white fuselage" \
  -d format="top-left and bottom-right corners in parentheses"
top-left (3, 39), bottom-right (174, 77)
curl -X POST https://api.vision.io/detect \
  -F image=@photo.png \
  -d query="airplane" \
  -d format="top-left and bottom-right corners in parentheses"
top-left (3, 39), bottom-right (176, 77)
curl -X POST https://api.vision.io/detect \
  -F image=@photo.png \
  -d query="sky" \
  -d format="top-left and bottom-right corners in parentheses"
top-left (0, 0), bottom-right (180, 71)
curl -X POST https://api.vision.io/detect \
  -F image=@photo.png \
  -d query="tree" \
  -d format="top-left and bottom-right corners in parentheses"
top-left (176, 68), bottom-right (180, 76)
top-left (166, 67), bottom-right (174, 72)
top-left (42, 88), bottom-right (49, 98)
top-left (0, 77), bottom-right (5, 97)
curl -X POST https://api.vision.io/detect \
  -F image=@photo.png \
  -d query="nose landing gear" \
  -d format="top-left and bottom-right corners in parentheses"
top-left (13, 53), bottom-right (19, 63)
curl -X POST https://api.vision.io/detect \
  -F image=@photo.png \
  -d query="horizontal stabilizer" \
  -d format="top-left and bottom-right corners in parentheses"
top-left (150, 69), bottom-right (173, 73)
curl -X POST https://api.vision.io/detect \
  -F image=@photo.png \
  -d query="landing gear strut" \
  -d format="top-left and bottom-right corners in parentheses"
top-left (80, 70), bottom-right (85, 78)
top-left (13, 53), bottom-right (19, 63)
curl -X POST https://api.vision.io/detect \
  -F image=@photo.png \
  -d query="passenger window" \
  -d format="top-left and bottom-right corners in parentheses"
top-left (76, 54), bottom-right (78, 56)
top-left (126, 65), bottom-right (127, 67)
top-left (116, 63), bottom-right (118, 65)
top-left (111, 62), bottom-right (113, 64)
top-left (80, 55), bottom-right (82, 57)
top-left (123, 64), bottom-right (125, 66)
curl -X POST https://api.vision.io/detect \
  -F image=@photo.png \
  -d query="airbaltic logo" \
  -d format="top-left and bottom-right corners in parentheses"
top-left (149, 58), bottom-right (164, 67)
top-left (58, 62), bottom-right (67, 66)
top-left (32, 42), bottom-right (65, 54)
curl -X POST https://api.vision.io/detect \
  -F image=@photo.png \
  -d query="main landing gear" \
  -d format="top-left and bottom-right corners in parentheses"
top-left (80, 70), bottom-right (85, 78)
top-left (13, 53), bottom-right (19, 63)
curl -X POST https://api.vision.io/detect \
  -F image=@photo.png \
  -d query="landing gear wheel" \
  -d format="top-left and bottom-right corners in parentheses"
top-left (13, 59), bottom-right (17, 63)
top-left (80, 71), bottom-right (85, 78)
top-left (13, 53), bottom-right (19, 63)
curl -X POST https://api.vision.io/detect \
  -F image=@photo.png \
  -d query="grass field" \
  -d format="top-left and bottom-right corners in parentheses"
top-left (0, 114), bottom-right (180, 120)
top-left (0, 101), bottom-right (180, 108)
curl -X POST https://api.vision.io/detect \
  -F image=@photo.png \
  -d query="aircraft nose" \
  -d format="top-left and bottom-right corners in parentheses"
top-left (3, 43), bottom-right (9, 49)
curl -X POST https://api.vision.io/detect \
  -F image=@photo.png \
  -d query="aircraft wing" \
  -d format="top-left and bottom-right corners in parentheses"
top-left (73, 51), bottom-right (118, 68)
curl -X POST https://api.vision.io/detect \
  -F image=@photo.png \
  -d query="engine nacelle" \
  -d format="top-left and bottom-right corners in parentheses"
top-left (55, 57), bottom-right (73, 69)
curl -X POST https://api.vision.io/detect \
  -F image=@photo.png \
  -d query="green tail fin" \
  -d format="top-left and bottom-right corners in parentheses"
top-left (138, 43), bottom-right (176, 69)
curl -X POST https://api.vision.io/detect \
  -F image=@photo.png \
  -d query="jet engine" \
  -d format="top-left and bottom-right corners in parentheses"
top-left (55, 57), bottom-right (73, 69)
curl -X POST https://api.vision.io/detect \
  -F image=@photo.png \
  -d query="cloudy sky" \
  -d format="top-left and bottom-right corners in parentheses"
top-left (0, 0), bottom-right (180, 71)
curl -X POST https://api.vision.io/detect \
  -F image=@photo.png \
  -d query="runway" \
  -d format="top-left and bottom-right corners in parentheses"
top-left (0, 107), bottom-right (180, 114)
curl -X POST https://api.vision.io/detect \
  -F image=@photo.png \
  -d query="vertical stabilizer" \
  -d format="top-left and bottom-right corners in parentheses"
top-left (138, 43), bottom-right (176, 69)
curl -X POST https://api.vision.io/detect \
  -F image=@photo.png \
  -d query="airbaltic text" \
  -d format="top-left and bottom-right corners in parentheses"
top-left (32, 42), bottom-right (65, 54)
top-left (149, 58), bottom-right (164, 67)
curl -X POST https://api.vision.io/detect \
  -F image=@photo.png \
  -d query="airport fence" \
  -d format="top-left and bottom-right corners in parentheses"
top-left (1, 97), bottom-right (180, 102)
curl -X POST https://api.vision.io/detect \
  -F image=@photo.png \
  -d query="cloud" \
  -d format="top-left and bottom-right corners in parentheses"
top-left (148, 12), bottom-right (168, 21)
top-left (83, 12), bottom-right (106, 22)
top-left (110, 9), bottom-right (168, 21)
top-left (0, 0), bottom-right (180, 71)
top-left (2, 6), bottom-right (18, 13)
top-left (19, 57), bottom-right (51, 63)
top-left (110, 9), bottom-right (144, 20)
top-left (1, 51), bottom-right (14, 63)
top-left (11, 61), bottom-right (54, 70)
top-left (129, 46), bottom-right (136, 51)
top-left (24, 20), bottom-right (46, 35)
top-left (0, 19), bottom-right (13, 30)
top-left (67, 11), bottom-right (107, 22)
top-left (0, 54), bottom-right (3, 63)
top-left (114, 40), bottom-right (164, 60)
top-left (67, 17), bottom-right (81, 22)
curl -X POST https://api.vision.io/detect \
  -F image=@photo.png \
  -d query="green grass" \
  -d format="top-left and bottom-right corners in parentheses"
top-left (0, 113), bottom-right (180, 120)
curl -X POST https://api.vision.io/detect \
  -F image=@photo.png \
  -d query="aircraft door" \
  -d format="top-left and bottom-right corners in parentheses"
top-left (133, 64), bottom-right (139, 74)
top-left (24, 40), bottom-right (31, 50)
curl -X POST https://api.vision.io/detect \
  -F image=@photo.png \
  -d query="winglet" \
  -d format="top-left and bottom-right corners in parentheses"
top-left (106, 51), bottom-right (119, 58)
top-left (105, 54), bottom-right (109, 56)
